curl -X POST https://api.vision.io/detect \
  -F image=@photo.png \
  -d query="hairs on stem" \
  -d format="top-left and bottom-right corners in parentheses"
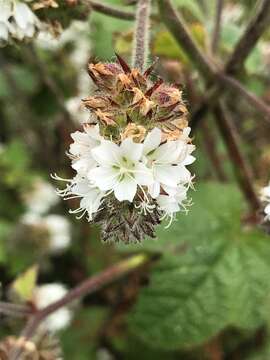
top-left (132, 0), bottom-right (152, 71)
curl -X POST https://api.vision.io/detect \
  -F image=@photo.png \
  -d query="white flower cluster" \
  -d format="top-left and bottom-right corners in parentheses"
top-left (0, 0), bottom-right (39, 45)
top-left (260, 183), bottom-right (270, 222)
top-left (33, 283), bottom-right (72, 332)
top-left (22, 178), bottom-right (71, 253)
top-left (36, 21), bottom-right (91, 124)
top-left (55, 124), bottom-right (195, 226)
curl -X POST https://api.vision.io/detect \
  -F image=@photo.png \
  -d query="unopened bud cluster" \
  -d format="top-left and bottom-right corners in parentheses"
top-left (55, 56), bottom-right (195, 243)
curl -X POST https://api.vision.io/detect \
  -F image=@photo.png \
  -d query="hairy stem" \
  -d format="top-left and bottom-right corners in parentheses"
top-left (10, 254), bottom-right (150, 360)
top-left (211, 0), bottom-right (223, 54)
top-left (159, 0), bottom-right (270, 123)
top-left (132, 0), bottom-right (152, 71)
top-left (157, 0), bottom-right (216, 80)
top-left (225, 0), bottom-right (270, 75)
top-left (214, 101), bottom-right (260, 212)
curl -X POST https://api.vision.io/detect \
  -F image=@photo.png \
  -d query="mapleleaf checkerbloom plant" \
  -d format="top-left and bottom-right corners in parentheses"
top-left (53, 56), bottom-right (195, 243)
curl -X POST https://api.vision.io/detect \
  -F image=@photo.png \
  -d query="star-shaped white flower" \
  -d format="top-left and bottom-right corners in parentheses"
top-left (143, 127), bottom-right (195, 198)
top-left (69, 124), bottom-right (102, 175)
top-left (88, 138), bottom-right (153, 202)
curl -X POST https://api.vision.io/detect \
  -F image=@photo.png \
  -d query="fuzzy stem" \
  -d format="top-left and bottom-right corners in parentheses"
top-left (132, 0), bottom-right (151, 71)
top-left (225, 0), bottom-right (270, 75)
top-left (9, 254), bottom-right (150, 360)
top-left (214, 100), bottom-right (261, 212)
top-left (157, 0), bottom-right (216, 80)
top-left (211, 0), bottom-right (223, 54)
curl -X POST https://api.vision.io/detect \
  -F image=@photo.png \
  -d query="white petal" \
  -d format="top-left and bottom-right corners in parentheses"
top-left (157, 195), bottom-right (179, 214)
top-left (88, 166), bottom-right (118, 191)
top-left (154, 165), bottom-right (183, 187)
top-left (152, 141), bottom-right (180, 164)
top-left (84, 124), bottom-right (102, 141)
top-left (265, 204), bottom-right (270, 215)
top-left (0, 22), bottom-right (8, 41)
top-left (148, 181), bottom-right (160, 198)
top-left (143, 127), bottom-right (162, 155)
top-left (13, 3), bottom-right (34, 29)
top-left (113, 176), bottom-right (137, 202)
top-left (183, 155), bottom-right (196, 165)
top-left (91, 140), bottom-right (121, 166)
top-left (0, 1), bottom-right (12, 22)
top-left (120, 137), bottom-right (143, 162)
top-left (134, 163), bottom-right (153, 186)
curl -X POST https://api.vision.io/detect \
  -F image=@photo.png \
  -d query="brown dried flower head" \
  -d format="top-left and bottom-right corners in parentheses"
top-left (0, 333), bottom-right (62, 360)
top-left (83, 54), bottom-right (188, 144)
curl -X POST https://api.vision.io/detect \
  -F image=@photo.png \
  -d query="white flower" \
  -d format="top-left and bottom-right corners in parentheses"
top-left (260, 183), bottom-right (270, 222)
top-left (88, 138), bottom-right (153, 202)
top-left (260, 183), bottom-right (270, 202)
top-left (21, 213), bottom-right (71, 253)
top-left (0, 0), bottom-right (40, 43)
top-left (69, 124), bottom-right (102, 175)
top-left (33, 283), bottom-right (72, 332)
top-left (157, 185), bottom-right (190, 227)
top-left (53, 174), bottom-right (105, 221)
top-left (23, 178), bottom-right (59, 215)
top-left (143, 127), bottom-right (195, 198)
top-left (264, 204), bottom-right (270, 222)
top-left (43, 215), bottom-right (71, 252)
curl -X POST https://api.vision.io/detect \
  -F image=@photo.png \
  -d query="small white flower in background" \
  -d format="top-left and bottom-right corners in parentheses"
top-left (21, 213), bottom-right (71, 253)
top-left (43, 215), bottom-right (71, 252)
top-left (0, 0), bottom-right (40, 45)
top-left (23, 178), bottom-right (59, 215)
top-left (260, 183), bottom-right (270, 222)
top-left (33, 283), bottom-right (72, 332)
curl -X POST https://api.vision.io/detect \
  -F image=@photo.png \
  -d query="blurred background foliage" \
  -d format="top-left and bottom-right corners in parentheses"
top-left (0, 0), bottom-right (270, 359)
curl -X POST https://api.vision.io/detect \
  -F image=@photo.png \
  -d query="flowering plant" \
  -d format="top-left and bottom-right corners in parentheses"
top-left (54, 57), bottom-right (195, 242)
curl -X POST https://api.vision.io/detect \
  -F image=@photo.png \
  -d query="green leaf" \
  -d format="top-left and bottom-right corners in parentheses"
top-left (128, 183), bottom-right (270, 350)
top-left (90, 1), bottom-right (132, 60)
top-left (61, 307), bottom-right (109, 360)
top-left (153, 24), bottom-right (205, 64)
top-left (11, 265), bottom-right (38, 302)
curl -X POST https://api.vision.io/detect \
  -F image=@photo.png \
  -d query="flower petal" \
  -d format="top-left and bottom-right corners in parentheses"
top-left (134, 163), bottom-right (153, 186)
top-left (148, 181), bottom-right (160, 198)
top-left (113, 176), bottom-right (137, 202)
top-left (120, 137), bottom-right (143, 162)
top-left (88, 166), bottom-right (118, 190)
top-left (143, 127), bottom-right (162, 155)
top-left (91, 140), bottom-right (121, 166)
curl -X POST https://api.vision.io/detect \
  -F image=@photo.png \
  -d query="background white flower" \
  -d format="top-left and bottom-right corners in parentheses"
top-left (21, 213), bottom-right (71, 253)
top-left (33, 283), bottom-right (72, 332)
top-left (260, 183), bottom-right (270, 222)
top-left (23, 178), bottom-right (59, 216)
top-left (0, 0), bottom-right (40, 44)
